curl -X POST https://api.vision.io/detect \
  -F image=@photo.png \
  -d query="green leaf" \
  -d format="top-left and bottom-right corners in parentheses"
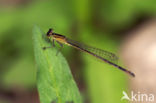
top-left (33, 26), bottom-right (82, 103)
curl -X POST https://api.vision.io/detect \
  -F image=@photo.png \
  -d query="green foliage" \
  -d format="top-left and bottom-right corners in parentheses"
top-left (0, 0), bottom-right (156, 103)
top-left (33, 26), bottom-right (82, 103)
top-left (79, 30), bottom-right (128, 103)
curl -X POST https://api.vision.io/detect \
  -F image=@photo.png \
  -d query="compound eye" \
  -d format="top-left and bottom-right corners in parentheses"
top-left (47, 28), bottom-right (53, 37)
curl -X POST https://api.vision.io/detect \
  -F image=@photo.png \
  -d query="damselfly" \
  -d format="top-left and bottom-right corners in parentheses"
top-left (44, 28), bottom-right (135, 77)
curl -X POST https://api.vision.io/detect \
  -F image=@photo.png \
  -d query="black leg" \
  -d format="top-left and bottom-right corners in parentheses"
top-left (42, 46), bottom-right (52, 50)
top-left (42, 40), bottom-right (63, 55)
top-left (43, 39), bottom-right (55, 50)
top-left (56, 41), bottom-right (63, 56)
top-left (52, 39), bottom-right (55, 47)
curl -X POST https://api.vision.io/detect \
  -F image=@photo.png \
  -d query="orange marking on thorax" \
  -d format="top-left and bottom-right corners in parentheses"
top-left (53, 35), bottom-right (67, 44)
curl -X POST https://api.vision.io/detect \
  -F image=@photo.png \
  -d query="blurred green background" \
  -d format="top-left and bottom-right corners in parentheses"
top-left (0, 0), bottom-right (156, 103)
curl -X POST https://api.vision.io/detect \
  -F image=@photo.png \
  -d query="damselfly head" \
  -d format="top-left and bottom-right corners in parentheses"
top-left (47, 28), bottom-right (53, 37)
